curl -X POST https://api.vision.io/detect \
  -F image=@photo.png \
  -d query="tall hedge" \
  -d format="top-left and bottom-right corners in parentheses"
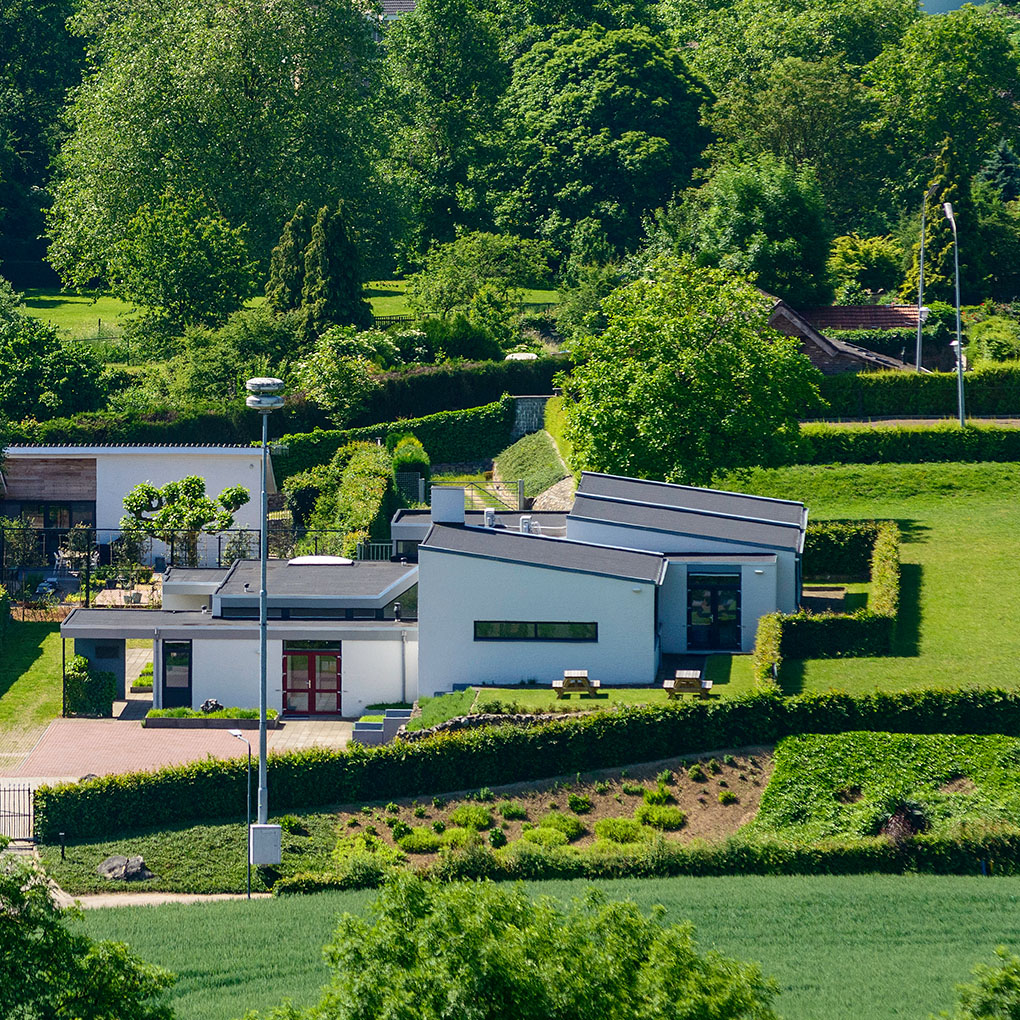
top-left (33, 686), bottom-right (1020, 842)
top-left (273, 397), bottom-right (517, 481)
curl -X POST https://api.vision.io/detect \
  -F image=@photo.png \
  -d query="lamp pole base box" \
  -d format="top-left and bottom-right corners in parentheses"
top-left (249, 824), bottom-right (282, 866)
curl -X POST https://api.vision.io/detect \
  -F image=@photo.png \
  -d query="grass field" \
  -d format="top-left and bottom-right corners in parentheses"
top-left (21, 288), bottom-right (136, 339)
top-left (0, 622), bottom-right (62, 733)
top-left (77, 874), bottom-right (1020, 1020)
top-left (714, 461), bottom-right (1020, 695)
top-left (366, 279), bottom-right (559, 318)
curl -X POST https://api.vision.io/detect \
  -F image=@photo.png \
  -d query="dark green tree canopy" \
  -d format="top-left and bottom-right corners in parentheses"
top-left (266, 202), bottom-right (315, 314)
top-left (493, 26), bottom-right (712, 257)
top-left (561, 255), bottom-right (822, 485)
top-left (978, 140), bottom-right (1020, 205)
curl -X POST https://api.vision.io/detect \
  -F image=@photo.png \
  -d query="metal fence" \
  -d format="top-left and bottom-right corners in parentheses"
top-left (0, 783), bottom-right (33, 841)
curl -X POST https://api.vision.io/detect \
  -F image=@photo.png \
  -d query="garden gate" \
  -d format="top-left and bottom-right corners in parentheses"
top-left (0, 783), bottom-right (33, 841)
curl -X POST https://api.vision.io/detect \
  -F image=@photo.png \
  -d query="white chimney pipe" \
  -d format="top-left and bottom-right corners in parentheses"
top-left (431, 486), bottom-right (465, 525)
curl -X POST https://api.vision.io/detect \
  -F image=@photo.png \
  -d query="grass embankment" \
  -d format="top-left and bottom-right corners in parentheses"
top-left (404, 688), bottom-right (476, 731)
top-left (751, 731), bottom-right (1020, 840)
top-left (78, 875), bottom-right (1020, 1020)
top-left (494, 430), bottom-right (568, 498)
top-left (715, 460), bottom-right (1020, 695)
top-left (543, 394), bottom-right (574, 470)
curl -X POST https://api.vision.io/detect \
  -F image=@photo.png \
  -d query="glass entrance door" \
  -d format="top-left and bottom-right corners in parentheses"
top-left (687, 574), bottom-right (741, 651)
top-left (162, 641), bottom-right (192, 708)
top-left (282, 641), bottom-right (341, 714)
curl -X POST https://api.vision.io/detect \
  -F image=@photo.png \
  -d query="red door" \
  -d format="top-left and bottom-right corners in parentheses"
top-left (282, 644), bottom-right (341, 715)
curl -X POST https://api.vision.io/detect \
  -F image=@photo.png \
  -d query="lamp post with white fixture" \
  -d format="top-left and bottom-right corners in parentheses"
top-left (915, 182), bottom-right (938, 372)
top-left (245, 377), bottom-right (284, 867)
top-left (942, 203), bottom-right (965, 426)
top-left (228, 728), bottom-right (252, 899)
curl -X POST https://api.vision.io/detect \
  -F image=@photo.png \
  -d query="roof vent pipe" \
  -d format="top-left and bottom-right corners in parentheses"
top-left (520, 515), bottom-right (533, 534)
top-left (483, 508), bottom-right (496, 528)
top-left (431, 486), bottom-right (466, 525)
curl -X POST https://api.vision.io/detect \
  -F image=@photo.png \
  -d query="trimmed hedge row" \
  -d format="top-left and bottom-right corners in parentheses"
top-left (802, 520), bottom-right (880, 579)
top-left (797, 421), bottom-right (1020, 465)
top-left (34, 686), bottom-right (1020, 842)
top-left (824, 327), bottom-right (945, 363)
top-left (272, 397), bottom-right (516, 481)
top-left (753, 521), bottom-right (900, 687)
top-left (815, 363), bottom-right (1020, 418)
top-left (275, 828), bottom-right (1020, 892)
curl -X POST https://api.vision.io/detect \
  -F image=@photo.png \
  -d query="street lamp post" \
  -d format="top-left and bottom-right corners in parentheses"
top-left (943, 203), bottom-right (966, 427)
top-left (229, 729), bottom-right (252, 899)
top-left (245, 377), bottom-right (284, 866)
top-left (916, 183), bottom-right (938, 372)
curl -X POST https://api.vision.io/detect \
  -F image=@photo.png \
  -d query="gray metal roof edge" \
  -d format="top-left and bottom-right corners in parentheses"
top-left (419, 524), bottom-right (665, 584)
top-left (573, 491), bottom-right (806, 536)
top-left (578, 471), bottom-right (806, 511)
top-left (217, 567), bottom-right (418, 607)
top-left (565, 512), bottom-right (801, 553)
top-left (214, 559), bottom-right (243, 596)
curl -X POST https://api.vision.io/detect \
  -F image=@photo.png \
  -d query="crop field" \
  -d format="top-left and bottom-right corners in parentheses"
top-left (715, 460), bottom-right (1020, 694)
top-left (78, 874), bottom-right (1020, 1020)
top-left (752, 732), bottom-right (1020, 839)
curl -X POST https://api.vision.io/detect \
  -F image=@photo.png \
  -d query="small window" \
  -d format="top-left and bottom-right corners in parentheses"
top-left (93, 643), bottom-right (119, 660)
top-left (473, 621), bottom-right (598, 642)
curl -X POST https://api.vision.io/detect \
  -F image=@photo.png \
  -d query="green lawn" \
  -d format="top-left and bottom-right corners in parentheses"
top-left (20, 289), bottom-right (135, 339)
top-left (716, 461), bottom-right (1020, 695)
top-left (366, 279), bottom-right (558, 318)
top-left (0, 622), bottom-right (63, 732)
top-left (77, 874), bottom-right (1020, 1020)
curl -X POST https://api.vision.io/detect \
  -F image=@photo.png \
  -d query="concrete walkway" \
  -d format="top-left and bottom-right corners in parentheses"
top-left (53, 890), bottom-right (273, 909)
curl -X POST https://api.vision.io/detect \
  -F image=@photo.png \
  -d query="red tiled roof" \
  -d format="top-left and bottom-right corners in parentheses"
top-left (381, 0), bottom-right (416, 15)
top-left (800, 306), bottom-right (921, 331)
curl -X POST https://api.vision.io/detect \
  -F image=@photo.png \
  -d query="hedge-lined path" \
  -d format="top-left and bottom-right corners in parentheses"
top-left (0, 717), bottom-right (352, 780)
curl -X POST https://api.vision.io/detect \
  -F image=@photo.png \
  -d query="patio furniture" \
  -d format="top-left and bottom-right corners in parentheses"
top-left (552, 670), bottom-right (601, 698)
top-left (664, 669), bottom-right (712, 699)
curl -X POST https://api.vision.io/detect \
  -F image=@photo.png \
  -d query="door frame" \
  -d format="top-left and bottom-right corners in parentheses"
top-left (161, 640), bottom-right (193, 708)
top-left (686, 573), bottom-right (742, 651)
top-left (282, 642), bottom-right (342, 715)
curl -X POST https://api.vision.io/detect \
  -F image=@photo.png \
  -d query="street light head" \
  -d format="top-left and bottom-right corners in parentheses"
top-left (228, 728), bottom-right (245, 740)
top-left (246, 393), bottom-right (285, 412)
top-left (246, 377), bottom-right (284, 395)
top-left (943, 202), bottom-right (957, 228)
top-left (919, 306), bottom-right (930, 324)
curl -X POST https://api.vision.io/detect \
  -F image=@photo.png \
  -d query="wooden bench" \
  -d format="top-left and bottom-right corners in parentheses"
top-left (552, 670), bottom-right (601, 698)
top-left (664, 669), bottom-right (712, 699)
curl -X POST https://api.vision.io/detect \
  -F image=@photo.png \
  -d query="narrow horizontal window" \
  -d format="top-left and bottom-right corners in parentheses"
top-left (474, 621), bottom-right (598, 642)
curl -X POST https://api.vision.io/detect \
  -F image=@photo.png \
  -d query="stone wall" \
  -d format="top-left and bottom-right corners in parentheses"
top-left (511, 396), bottom-right (552, 439)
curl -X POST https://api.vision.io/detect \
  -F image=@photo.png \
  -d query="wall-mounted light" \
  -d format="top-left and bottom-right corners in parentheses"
top-left (754, 569), bottom-right (765, 575)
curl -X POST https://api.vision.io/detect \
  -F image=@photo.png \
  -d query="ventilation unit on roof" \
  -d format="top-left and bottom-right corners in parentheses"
top-left (519, 515), bottom-right (533, 534)
top-left (483, 508), bottom-right (496, 528)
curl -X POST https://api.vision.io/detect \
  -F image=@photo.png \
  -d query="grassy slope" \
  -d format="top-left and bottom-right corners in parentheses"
top-left (715, 461), bottom-right (1020, 695)
top-left (78, 875), bottom-right (1020, 1020)
top-left (20, 289), bottom-right (135, 339)
top-left (0, 622), bottom-right (63, 732)
top-left (543, 395), bottom-right (574, 470)
top-left (494, 430), bottom-right (567, 498)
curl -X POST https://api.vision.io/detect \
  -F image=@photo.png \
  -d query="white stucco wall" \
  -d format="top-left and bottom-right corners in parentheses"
top-left (189, 637), bottom-right (280, 711)
top-left (417, 549), bottom-right (658, 695)
top-left (162, 593), bottom-right (212, 611)
top-left (341, 635), bottom-right (417, 715)
top-left (566, 518), bottom-right (799, 615)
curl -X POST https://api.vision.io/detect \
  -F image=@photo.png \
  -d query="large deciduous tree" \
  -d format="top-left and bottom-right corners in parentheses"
top-left (251, 874), bottom-right (780, 1020)
top-left (493, 26), bottom-right (711, 258)
top-left (47, 0), bottom-right (386, 287)
top-left (561, 256), bottom-right (822, 485)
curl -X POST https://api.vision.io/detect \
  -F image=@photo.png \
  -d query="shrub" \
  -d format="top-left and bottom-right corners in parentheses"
top-left (440, 826), bottom-right (481, 849)
top-left (594, 817), bottom-right (647, 844)
top-left (431, 820), bottom-right (446, 835)
top-left (488, 828), bottom-right (508, 849)
top-left (63, 656), bottom-right (116, 718)
top-left (398, 827), bottom-right (441, 854)
top-left (448, 804), bottom-right (493, 830)
top-left (719, 791), bottom-right (739, 805)
top-left (707, 759), bottom-right (721, 774)
top-left (331, 832), bottom-right (404, 879)
top-left (567, 793), bottom-right (593, 814)
top-left (656, 769), bottom-right (674, 785)
top-left (520, 826), bottom-right (569, 847)
top-left (278, 814), bottom-right (308, 836)
top-left (498, 800), bottom-right (528, 820)
top-left (723, 754), bottom-right (736, 766)
top-left (593, 780), bottom-right (611, 794)
top-left (634, 804), bottom-right (687, 830)
top-left (687, 764), bottom-right (707, 782)
top-left (391, 820), bottom-right (412, 841)
top-left (391, 435), bottom-right (431, 484)
top-left (538, 811), bottom-right (585, 841)
top-left (621, 782), bottom-right (645, 796)
top-left (643, 784), bottom-right (674, 806)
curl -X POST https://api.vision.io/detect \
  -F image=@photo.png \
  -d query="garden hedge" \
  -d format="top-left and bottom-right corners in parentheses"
top-left (753, 521), bottom-right (900, 687)
top-left (0, 585), bottom-right (10, 653)
top-left (823, 327), bottom-right (946, 364)
top-left (34, 686), bottom-right (1020, 842)
top-left (815, 363), bottom-right (1020, 418)
top-left (272, 397), bottom-right (517, 481)
top-left (797, 421), bottom-right (1020, 465)
top-left (802, 520), bottom-right (881, 579)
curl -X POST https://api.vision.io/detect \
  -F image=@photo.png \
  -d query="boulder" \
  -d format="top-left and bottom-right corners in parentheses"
top-left (97, 854), bottom-right (156, 881)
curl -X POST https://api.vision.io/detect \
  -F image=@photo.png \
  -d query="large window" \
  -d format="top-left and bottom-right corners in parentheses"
top-left (473, 621), bottom-right (598, 642)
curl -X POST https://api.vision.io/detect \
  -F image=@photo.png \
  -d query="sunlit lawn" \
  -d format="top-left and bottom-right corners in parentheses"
top-left (366, 279), bottom-right (558, 318)
top-left (0, 622), bottom-right (62, 732)
top-left (21, 289), bottom-right (135, 339)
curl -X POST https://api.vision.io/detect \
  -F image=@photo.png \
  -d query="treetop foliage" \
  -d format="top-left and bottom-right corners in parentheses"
top-left (121, 475), bottom-right (251, 539)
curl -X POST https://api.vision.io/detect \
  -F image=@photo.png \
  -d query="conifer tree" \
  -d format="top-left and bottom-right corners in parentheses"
top-left (977, 139), bottom-right (1020, 204)
top-left (300, 202), bottom-right (374, 338)
top-left (265, 202), bottom-right (314, 313)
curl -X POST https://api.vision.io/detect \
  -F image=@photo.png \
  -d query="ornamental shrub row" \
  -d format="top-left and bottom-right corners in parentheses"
top-left (815, 363), bottom-right (1020, 418)
top-left (34, 686), bottom-right (1020, 842)
top-left (753, 522), bottom-right (900, 687)
top-left (63, 655), bottom-right (116, 718)
top-left (274, 827), bottom-right (1020, 892)
top-left (797, 422), bottom-right (1020, 465)
top-left (272, 397), bottom-right (517, 481)
top-left (802, 520), bottom-right (881, 579)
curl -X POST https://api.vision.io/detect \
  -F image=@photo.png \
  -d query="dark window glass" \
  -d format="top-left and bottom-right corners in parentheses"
top-left (536, 622), bottom-right (598, 641)
top-left (94, 643), bottom-right (119, 660)
top-left (289, 608), bottom-right (346, 619)
top-left (474, 621), bottom-right (598, 641)
top-left (283, 640), bottom-right (341, 651)
top-left (164, 641), bottom-right (191, 688)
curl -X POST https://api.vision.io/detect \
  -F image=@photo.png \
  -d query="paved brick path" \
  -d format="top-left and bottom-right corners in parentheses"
top-left (0, 716), bottom-right (352, 781)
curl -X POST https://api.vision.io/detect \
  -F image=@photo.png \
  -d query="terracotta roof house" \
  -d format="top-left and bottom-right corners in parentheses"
top-left (799, 305), bottom-right (922, 332)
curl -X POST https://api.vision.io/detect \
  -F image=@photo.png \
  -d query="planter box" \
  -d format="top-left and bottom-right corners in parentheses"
top-left (142, 717), bottom-right (279, 729)
top-left (129, 684), bottom-right (153, 693)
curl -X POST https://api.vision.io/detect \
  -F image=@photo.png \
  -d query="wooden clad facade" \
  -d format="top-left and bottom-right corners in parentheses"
top-left (1, 457), bottom-right (97, 501)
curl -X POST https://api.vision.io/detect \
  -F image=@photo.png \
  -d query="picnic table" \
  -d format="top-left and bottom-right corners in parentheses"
top-left (552, 670), bottom-right (601, 698)
top-left (663, 669), bottom-right (713, 699)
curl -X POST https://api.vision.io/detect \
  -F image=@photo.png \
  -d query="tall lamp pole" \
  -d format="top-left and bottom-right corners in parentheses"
top-left (916, 183), bottom-right (938, 372)
top-left (245, 378), bottom-right (284, 829)
top-left (229, 729), bottom-right (252, 899)
top-left (943, 203), bottom-right (965, 427)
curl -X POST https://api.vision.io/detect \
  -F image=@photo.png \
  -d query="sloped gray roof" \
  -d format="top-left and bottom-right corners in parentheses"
top-left (420, 524), bottom-right (666, 584)
top-left (577, 473), bottom-right (806, 526)
top-left (218, 559), bottom-right (417, 600)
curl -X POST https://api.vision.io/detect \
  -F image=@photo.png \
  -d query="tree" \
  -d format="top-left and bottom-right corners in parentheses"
top-left (251, 874), bottom-right (779, 1020)
top-left (0, 302), bottom-right (107, 421)
top-left (866, 5), bottom-right (1020, 202)
top-left (295, 331), bottom-right (381, 428)
top-left (977, 140), bottom-right (1020, 205)
top-left (827, 233), bottom-right (905, 301)
top-left (0, 851), bottom-right (174, 1020)
top-left (383, 0), bottom-right (508, 254)
top-left (109, 188), bottom-right (257, 331)
top-left (47, 0), bottom-right (387, 286)
top-left (300, 203), bottom-right (374, 339)
top-left (561, 255), bottom-right (822, 485)
top-left (494, 26), bottom-right (711, 257)
top-left (266, 203), bottom-right (315, 314)
top-left (667, 154), bottom-right (834, 307)
top-left (121, 476), bottom-right (250, 566)
top-left (941, 948), bottom-right (1020, 1019)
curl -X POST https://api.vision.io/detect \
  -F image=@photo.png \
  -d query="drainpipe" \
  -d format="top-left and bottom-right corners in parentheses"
top-left (400, 630), bottom-right (407, 704)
